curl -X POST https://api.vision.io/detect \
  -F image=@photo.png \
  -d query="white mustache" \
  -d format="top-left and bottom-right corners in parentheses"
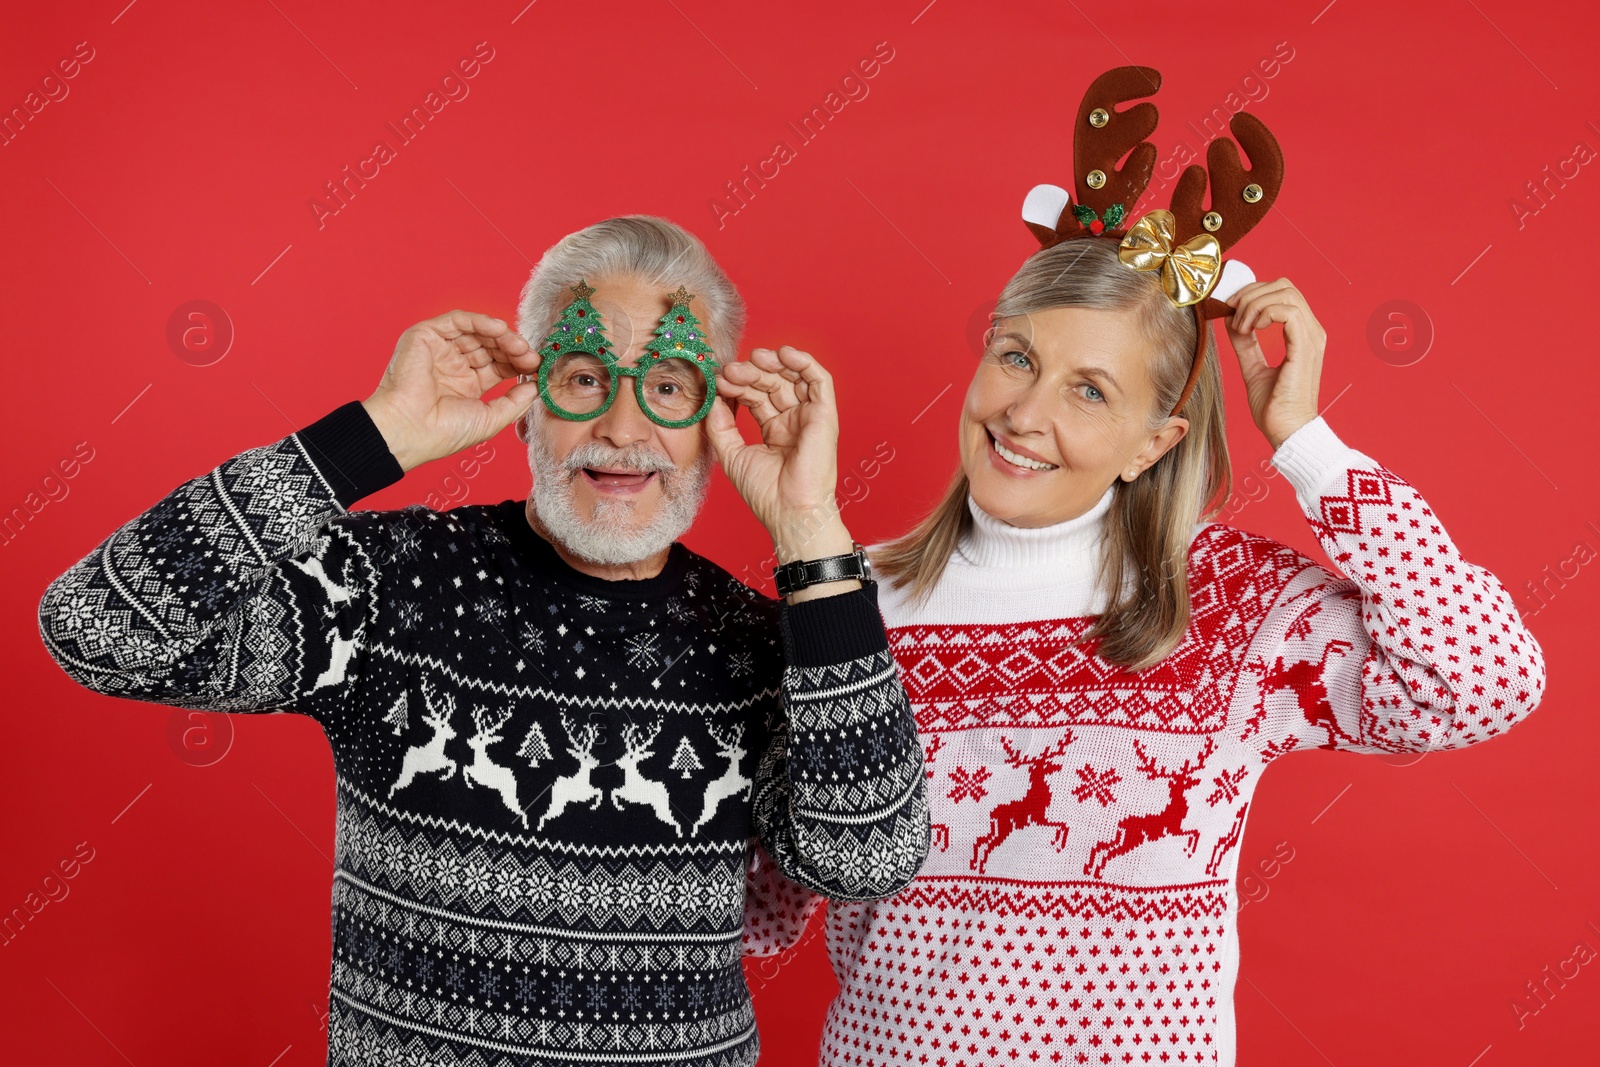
top-left (560, 442), bottom-right (678, 476)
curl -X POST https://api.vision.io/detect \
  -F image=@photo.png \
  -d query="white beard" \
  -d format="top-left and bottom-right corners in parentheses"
top-left (527, 429), bottom-right (711, 566)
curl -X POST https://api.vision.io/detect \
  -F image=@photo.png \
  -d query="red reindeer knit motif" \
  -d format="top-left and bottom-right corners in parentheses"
top-left (743, 416), bottom-right (1546, 1066)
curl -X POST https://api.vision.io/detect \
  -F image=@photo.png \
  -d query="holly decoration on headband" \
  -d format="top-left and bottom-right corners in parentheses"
top-left (642, 285), bottom-right (715, 367)
top-left (1017, 65), bottom-right (1286, 418)
top-left (538, 279), bottom-right (610, 361)
top-left (1071, 201), bottom-right (1126, 235)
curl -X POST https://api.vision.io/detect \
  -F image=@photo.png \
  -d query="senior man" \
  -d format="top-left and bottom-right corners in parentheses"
top-left (38, 215), bottom-right (930, 1067)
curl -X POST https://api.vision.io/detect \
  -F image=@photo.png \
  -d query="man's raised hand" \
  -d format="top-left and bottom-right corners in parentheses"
top-left (361, 311), bottom-right (542, 472)
top-left (707, 346), bottom-right (856, 574)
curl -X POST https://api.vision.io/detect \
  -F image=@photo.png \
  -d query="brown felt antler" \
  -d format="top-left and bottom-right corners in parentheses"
top-left (1171, 111), bottom-right (1285, 320)
top-left (1018, 66), bottom-right (1288, 418)
top-left (1026, 65), bottom-right (1162, 248)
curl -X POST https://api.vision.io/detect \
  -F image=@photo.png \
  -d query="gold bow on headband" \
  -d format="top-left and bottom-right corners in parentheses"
top-left (1117, 209), bottom-right (1221, 307)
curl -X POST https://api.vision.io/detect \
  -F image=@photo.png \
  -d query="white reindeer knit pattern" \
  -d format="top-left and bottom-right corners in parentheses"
top-left (39, 404), bottom-right (930, 1067)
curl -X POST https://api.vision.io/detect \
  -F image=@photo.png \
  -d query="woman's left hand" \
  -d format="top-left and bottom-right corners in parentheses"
top-left (1222, 278), bottom-right (1325, 450)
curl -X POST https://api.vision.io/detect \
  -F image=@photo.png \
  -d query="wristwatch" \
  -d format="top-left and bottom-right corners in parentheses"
top-left (773, 542), bottom-right (875, 597)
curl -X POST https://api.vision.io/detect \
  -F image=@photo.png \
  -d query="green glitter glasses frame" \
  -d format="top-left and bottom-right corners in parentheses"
top-left (534, 280), bottom-right (718, 429)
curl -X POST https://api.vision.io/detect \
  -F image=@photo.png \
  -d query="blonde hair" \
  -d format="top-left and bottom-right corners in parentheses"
top-left (871, 239), bottom-right (1233, 670)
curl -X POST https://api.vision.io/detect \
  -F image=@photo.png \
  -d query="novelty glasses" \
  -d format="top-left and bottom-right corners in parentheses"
top-left (535, 281), bottom-right (717, 429)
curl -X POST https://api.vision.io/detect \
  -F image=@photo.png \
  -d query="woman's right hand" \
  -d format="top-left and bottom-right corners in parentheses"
top-left (1222, 279), bottom-right (1325, 452)
top-left (361, 310), bottom-right (543, 472)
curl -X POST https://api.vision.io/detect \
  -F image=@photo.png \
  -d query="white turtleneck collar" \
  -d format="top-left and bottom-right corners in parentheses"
top-left (956, 480), bottom-right (1117, 574)
top-left (872, 480), bottom-right (1213, 627)
top-left (872, 481), bottom-right (1119, 627)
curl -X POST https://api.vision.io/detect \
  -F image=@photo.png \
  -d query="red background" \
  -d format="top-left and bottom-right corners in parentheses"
top-left (3, 1), bottom-right (1597, 1064)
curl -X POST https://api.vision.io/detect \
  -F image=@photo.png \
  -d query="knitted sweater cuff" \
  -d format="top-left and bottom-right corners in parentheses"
top-left (1268, 415), bottom-right (1367, 503)
top-left (295, 401), bottom-right (406, 509)
top-left (779, 583), bottom-right (890, 668)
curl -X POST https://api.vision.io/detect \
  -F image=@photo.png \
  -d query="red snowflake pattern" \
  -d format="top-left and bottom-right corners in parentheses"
top-left (1206, 765), bottom-right (1248, 807)
top-left (946, 765), bottom-right (992, 803)
top-left (1070, 763), bottom-right (1123, 807)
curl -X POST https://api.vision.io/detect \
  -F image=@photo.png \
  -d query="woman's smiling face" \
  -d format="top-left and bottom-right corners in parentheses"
top-left (959, 304), bottom-right (1189, 528)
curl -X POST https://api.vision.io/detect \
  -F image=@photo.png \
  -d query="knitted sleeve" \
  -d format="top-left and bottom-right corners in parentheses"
top-left (37, 402), bottom-right (404, 722)
top-left (749, 583), bottom-right (932, 901)
top-left (1245, 416), bottom-right (1546, 758)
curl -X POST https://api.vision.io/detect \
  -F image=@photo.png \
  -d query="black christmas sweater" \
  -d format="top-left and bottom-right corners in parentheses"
top-left (37, 401), bottom-right (932, 1067)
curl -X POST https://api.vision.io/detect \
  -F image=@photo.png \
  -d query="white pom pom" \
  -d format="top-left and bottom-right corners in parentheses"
top-left (1211, 260), bottom-right (1256, 304)
top-left (1021, 184), bottom-right (1071, 230)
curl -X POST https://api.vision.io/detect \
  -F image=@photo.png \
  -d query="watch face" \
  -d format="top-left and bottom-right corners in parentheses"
top-left (852, 543), bottom-right (874, 582)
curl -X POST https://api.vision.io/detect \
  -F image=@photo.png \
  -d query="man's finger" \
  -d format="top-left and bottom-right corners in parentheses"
top-left (702, 394), bottom-right (748, 468)
top-left (776, 347), bottom-right (833, 416)
top-left (475, 350), bottom-right (541, 390)
top-left (430, 312), bottom-right (534, 370)
top-left (430, 309), bottom-right (510, 342)
top-left (484, 379), bottom-right (542, 433)
top-left (750, 350), bottom-right (810, 403)
top-left (750, 348), bottom-right (805, 384)
top-left (474, 332), bottom-right (540, 373)
top-left (496, 329), bottom-right (531, 354)
top-left (720, 380), bottom-right (784, 428)
top-left (721, 362), bottom-right (797, 408)
top-left (725, 362), bottom-right (799, 411)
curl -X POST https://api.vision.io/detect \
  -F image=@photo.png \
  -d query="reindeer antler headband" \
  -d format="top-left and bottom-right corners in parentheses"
top-left (1019, 66), bottom-right (1285, 418)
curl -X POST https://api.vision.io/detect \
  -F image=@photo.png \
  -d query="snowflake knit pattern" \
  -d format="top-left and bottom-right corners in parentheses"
top-left (743, 415), bottom-right (1546, 1066)
top-left (38, 402), bottom-right (931, 1067)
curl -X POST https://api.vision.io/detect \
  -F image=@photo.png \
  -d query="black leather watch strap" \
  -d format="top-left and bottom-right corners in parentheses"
top-left (773, 543), bottom-right (874, 597)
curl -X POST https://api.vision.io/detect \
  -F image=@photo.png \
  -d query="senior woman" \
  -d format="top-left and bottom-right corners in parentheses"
top-left (740, 232), bottom-right (1547, 1064)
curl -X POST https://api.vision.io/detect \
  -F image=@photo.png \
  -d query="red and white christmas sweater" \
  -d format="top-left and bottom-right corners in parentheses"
top-left (742, 415), bottom-right (1547, 1066)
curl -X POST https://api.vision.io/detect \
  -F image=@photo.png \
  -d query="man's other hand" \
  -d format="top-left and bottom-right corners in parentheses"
top-left (361, 310), bottom-right (542, 472)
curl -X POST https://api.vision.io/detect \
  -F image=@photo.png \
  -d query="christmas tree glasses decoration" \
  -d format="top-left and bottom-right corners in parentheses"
top-left (537, 281), bottom-right (718, 428)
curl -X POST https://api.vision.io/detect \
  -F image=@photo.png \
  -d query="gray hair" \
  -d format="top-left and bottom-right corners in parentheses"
top-left (515, 215), bottom-right (744, 363)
